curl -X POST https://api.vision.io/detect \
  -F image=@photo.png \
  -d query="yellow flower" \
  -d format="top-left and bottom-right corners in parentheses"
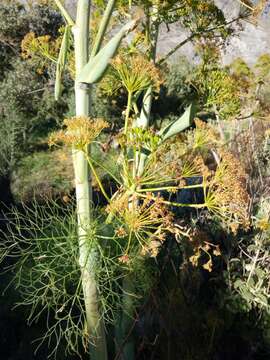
top-left (108, 191), bottom-right (174, 256)
top-left (110, 54), bottom-right (162, 94)
top-left (115, 226), bottom-right (128, 238)
top-left (48, 116), bottom-right (109, 149)
top-left (192, 119), bottom-right (220, 150)
top-left (256, 218), bottom-right (270, 231)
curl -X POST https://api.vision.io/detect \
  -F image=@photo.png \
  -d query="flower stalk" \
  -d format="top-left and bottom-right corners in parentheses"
top-left (117, 3), bottom-right (160, 358)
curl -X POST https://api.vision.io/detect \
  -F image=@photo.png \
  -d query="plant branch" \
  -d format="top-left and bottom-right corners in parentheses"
top-left (237, 0), bottom-right (254, 11)
top-left (136, 184), bottom-right (204, 192)
top-left (85, 152), bottom-right (110, 202)
top-left (157, 16), bottom-right (245, 65)
top-left (54, 0), bottom-right (75, 26)
top-left (90, 156), bottom-right (121, 185)
top-left (137, 193), bottom-right (206, 209)
top-left (90, 0), bottom-right (116, 58)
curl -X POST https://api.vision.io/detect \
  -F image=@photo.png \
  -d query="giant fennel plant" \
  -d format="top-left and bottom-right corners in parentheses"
top-left (0, 1), bottom-right (252, 360)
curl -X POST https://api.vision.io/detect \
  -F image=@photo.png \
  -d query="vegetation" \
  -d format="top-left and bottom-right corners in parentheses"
top-left (0, 1), bottom-right (269, 360)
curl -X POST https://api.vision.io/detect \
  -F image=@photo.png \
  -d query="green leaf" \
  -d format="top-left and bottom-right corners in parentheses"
top-left (77, 19), bottom-right (137, 84)
top-left (55, 25), bottom-right (70, 101)
top-left (158, 103), bottom-right (196, 142)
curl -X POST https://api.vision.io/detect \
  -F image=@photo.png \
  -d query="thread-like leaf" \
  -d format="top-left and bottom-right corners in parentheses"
top-left (158, 103), bottom-right (196, 142)
top-left (55, 25), bottom-right (70, 101)
top-left (77, 20), bottom-right (137, 84)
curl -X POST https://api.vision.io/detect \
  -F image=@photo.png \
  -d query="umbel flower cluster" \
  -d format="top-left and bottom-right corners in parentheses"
top-left (111, 53), bottom-right (162, 93)
top-left (151, 119), bottom-right (250, 233)
top-left (207, 149), bottom-right (250, 233)
top-left (21, 29), bottom-right (76, 77)
top-left (100, 53), bottom-right (162, 96)
top-left (107, 191), bottom-right (174, 259)
top-left (21, 31), bottom-right (58, 60)
top-left (48, 116), bottom-right (109, 149)
top-left (47, 112), bottom-right (251, 272)
top-left (47, 88), bottom-right (250, 275)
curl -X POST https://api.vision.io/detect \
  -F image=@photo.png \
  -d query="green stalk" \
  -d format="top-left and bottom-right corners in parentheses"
top-left (124, 91), bottom-right (133, 135)
top-left (137, 184), bottom-right (205, 192)
top-left (85, 152), bottom-right (110, 202)
top-left (90, 156), bottom-right (121, 185)
top-left (137, 192), bottom-right (207, 209)
top-left (117, 3), bottom-right (161, 358)
top-left (72, 1), bottom-right (107, 359)
top-left (90, 0), bottom-right (116, 58)
top-left (116, 234), bottom-right (135, 360)
top-left (119, 276), bottom-right (136, 360)
top-left (137, 84), bottom-right (152, 128)
top-left (115, 275), bottom-right (136, 360)
top-left (54, 0), bottom-right (75, 26)
top-left (136, 1), bottom-right (159, 176)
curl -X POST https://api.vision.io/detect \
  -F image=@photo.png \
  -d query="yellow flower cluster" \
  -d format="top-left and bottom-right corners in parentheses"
top-left (151, 120), bottom-right (250, 233)
top-left (48, 116), bottom-right (109, 150)
top-left (117, 127), bottom-right (160, 152)
top-left (192, 119), bottom-right (220, 150)
top-left (107, 192), bottom-right (174, 258)
top-left (110, 54), bottom-right (162, 94)
top-left (21, 31), bottom-right (59, 60)
top-left (21, 30), bottom-right (75, 77)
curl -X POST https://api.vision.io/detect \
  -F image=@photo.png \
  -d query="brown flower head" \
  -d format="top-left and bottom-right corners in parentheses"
top-left (118, 254), bottom-right (130, 264)
top-left (187, 228), bottom-right (221, 272)
top-left (21, 31), bottom-right (60, 60)
top-left (206, 150), bottom-right (250, 232)
top-left (115, 226), bottom-right (128, 238)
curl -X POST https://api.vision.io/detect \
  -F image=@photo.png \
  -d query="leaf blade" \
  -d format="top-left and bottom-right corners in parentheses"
top-left (158, 103), bottom-right (196, 142)
top-left (77, 20), bottom-right (137, 84)
top-left (55, 25), bottom-right (71, 101)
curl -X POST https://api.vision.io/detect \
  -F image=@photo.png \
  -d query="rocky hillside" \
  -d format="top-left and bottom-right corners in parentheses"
top-left (216, 0), bottom-right (270, 65)
top-left (21, 0), bottom-right (270, 64)
top-left (155, 0), bottom-right (270, 65)
top-left (65, 0), bottom-right (270, 65)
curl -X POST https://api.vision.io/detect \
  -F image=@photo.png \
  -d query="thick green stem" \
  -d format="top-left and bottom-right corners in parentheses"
top-left (73, 1), bottom-right (107, 359)
top-left (120, 276), bottom-right (136, 360)
top-left (136, 85), bottom-right (152, 128)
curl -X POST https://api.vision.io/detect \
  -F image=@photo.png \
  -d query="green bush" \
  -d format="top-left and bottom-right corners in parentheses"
top-left (0, 1), bottom-right (69, 177)
top-left (10, 149), bottom-right (73, 202)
